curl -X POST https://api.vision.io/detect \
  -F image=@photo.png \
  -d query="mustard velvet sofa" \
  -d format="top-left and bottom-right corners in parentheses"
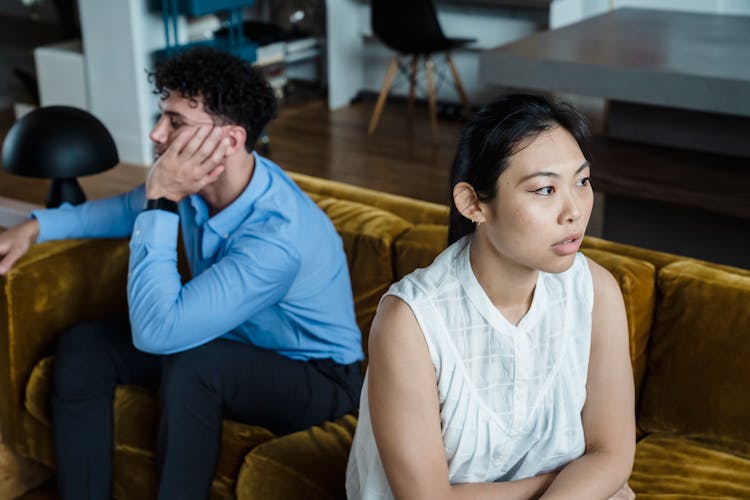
top-left (1, 172), bottom-right (749, 499)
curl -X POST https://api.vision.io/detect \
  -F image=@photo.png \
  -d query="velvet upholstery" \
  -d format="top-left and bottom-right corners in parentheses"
top-left (288, 172), bottom-right (448, 226)
top-left (630, 435), bottom-right (750, 499)
top-left (236, 414), bottom-right (357, 500)
top-left (1, 175), bottom-right (748, 499)
top-left (638, 261), bottom-right (750, 458)
top-left (581, 235), bottom-right (750, 278)
top-left (313, 197), bottom-right (412, 351)
top-left (393, 224), bottom-right (449, 280)
top-left (0, 238), bottom-right (129, 455)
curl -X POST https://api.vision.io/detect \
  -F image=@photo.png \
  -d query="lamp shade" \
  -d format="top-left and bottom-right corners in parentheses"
top-left (1, 106), bottom-right (119, 207)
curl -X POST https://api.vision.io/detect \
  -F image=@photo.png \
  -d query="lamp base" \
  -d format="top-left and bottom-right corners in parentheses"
top-left (46, 178), bottom-right (86, 208)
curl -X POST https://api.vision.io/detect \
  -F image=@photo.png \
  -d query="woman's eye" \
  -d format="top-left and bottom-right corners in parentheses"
top-left (169, 117), bottom-right (182, 129)
top-left (533, 186), bottom-right (554, 196)
top-left (576, 177), bottom-right (591, 187)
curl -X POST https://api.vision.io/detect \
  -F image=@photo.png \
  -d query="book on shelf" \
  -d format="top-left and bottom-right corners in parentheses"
top-left (285, 37), bottom-right (319, 54)
top-left (254, 41), bottom-right (286, 66)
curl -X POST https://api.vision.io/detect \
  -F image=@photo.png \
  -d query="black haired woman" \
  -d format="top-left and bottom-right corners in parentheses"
top-left (347, 94), bottom-right (636, 499)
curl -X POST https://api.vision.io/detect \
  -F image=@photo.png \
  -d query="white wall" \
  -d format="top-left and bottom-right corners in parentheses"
top-left (78, 0), bottom-right (167, 166)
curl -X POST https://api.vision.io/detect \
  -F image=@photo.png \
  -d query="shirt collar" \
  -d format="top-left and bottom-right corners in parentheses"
top-left (189, 151), bottom-right (271, 237)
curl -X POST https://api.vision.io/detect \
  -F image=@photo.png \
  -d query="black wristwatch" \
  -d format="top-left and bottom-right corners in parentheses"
top-left (143, 197), bottom-right (178, 214)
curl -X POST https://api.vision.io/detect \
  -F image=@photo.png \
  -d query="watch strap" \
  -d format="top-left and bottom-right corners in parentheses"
top-left (143, 197), bottom-right (178, 214)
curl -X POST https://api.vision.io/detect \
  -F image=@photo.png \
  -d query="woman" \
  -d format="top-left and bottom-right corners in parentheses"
top-left (346, 94), bottom-right (635, 499)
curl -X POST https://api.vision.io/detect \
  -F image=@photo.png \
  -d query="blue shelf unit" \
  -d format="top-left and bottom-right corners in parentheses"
top-left (155, 0), bottom-right (257, 63)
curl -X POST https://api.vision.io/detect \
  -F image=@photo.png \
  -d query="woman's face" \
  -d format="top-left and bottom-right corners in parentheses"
top-left (478, 125), bottom-right (593, 274)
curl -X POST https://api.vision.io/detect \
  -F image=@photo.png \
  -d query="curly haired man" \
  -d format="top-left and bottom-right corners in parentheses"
top-left (0, 47), bottom-right (363, 499)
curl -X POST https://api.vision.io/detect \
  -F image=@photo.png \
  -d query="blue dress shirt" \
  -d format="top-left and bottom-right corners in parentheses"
top-left (33, 154), bottom-right (363, 364)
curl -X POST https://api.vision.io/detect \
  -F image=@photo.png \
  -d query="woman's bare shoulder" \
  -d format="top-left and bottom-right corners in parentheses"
top-left (584, 255), bottom-right (621, 299)
top-left (368, 295), bottom-right (431, 367)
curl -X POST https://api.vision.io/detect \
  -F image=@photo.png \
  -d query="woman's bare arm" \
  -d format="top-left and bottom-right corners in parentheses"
top-left (540, 258), bottom-right (636, 499)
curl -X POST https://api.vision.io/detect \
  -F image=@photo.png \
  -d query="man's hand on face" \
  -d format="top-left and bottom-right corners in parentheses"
top-left (0, 218), bottom-right (40, 275)
top-left (146, 125), bottom-right (231, 202)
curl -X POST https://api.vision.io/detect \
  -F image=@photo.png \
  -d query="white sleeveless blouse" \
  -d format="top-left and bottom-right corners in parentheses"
top-left (346, 237), bottom-right (594, 499)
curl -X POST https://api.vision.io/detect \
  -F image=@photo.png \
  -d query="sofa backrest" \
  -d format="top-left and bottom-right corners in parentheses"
top-left (290, 171), bottom-right (449, 226)
top-left (637, 261), bottom-right (750, 458)
top-left (296, 174), bottom-right (748, 444)
top-left (296, 174), bottom-right (659, 384)
top-left (307, 193), bottom-right (412, 360)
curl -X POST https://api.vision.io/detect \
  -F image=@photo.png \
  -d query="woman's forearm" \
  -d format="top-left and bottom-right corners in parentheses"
top-left (539, 450), bottom-right (632, 500)
top-left (444, 471), bottom-right (557, 500)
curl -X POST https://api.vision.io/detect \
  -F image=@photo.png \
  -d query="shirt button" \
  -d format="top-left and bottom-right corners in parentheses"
top-left (134, 229), bottom-right (141, 236)
top-left (223, 233), bottom-right (229, 239)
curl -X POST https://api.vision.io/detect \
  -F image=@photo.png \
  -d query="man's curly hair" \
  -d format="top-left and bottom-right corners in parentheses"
top-left (150, 47), bottom-right (278, 153)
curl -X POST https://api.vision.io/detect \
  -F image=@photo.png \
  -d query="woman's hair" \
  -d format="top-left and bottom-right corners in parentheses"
top-left (150, 47), bottom-right (278, 152)
top-left (448, 94), bottom-right (591, 245)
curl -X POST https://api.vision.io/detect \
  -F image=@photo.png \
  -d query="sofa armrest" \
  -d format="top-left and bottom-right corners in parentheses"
top-left (0, 238), bottom-right (129, 451)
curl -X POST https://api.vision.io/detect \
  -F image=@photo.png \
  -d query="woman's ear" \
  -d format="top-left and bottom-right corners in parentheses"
top-left (453, 182), bottom-right (486, 224)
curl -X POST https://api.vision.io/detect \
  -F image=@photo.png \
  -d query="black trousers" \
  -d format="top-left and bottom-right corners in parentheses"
top-left (52, 319), bottom-right (362, 500)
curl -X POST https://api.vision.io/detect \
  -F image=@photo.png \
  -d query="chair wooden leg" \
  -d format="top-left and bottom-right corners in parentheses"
top-left (446, 52), bottom-right (470, 117)
top-left (368, 55), bottom-right (400, 135)
top-left (408, 55), bottom-right (419, 116)
top-left (424, 56), bottom-right (439, 145)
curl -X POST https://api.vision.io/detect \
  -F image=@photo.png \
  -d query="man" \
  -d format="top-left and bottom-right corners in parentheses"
top-left (0, 47), bottom-right (363, 499)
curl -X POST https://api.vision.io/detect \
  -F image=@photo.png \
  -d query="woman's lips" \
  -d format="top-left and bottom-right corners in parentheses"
top-left (552, 233), bottom-right (582, 256)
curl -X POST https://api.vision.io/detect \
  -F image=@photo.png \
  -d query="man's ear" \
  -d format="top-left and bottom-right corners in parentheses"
top-left (223, 125), bottom-right (247, 155)
top-left (452, 182), bottom-right (486, 224)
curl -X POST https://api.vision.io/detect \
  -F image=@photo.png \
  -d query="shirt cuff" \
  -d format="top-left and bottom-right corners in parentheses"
top-left (31, 203), bottom-right (75, 242)
top-left (130, 209), bottom-right (179, 248)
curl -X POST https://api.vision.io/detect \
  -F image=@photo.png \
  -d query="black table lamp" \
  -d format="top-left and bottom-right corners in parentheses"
top-left (1, 106), bottom-right (119, 208)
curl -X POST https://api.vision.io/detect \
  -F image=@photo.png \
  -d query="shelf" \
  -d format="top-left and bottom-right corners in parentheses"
top-left (175, 0), bottom-right (256, 17)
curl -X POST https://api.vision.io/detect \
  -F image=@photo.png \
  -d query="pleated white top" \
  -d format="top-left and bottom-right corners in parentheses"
top-left (346, 237), bottom-right (594, 499)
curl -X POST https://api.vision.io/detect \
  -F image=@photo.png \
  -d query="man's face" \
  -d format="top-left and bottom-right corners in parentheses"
top-left (149, 91), bottom-right (217, 160)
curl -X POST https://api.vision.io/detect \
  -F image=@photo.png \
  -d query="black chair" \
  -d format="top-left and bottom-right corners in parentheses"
top-left (368, 0), bottom-right (474, 144)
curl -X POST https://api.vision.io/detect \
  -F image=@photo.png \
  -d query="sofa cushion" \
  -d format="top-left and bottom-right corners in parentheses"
top-left (393, 224), bottom-right (448, 281)
top-left (630, 434), bottom-right (750, 499)
top-left (237, 413), bottom-right (357, 500)
top-left (638, 261), bottom-right (750, 458)
top-left (582, 235), bottom-right (750, 278)
top-left (581, 248), bottom-right (655, 405)
top-left (582, 235), bottom-right (683, 271)
top-left (25, 356), bottom-right (53, 427)
top-left (314, 197), bottom-right (412, 354)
